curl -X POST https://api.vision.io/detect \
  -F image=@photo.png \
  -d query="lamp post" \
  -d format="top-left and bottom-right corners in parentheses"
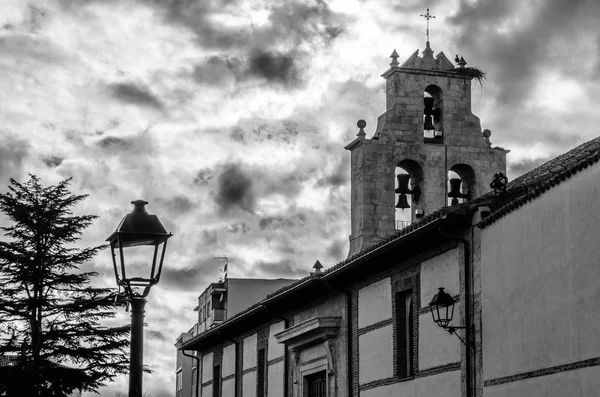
top-left (107, 200), bottom-right (172, 397)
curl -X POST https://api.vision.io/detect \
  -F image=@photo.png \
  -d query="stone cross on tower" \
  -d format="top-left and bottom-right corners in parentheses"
top-left (420, 8), bottom-right (436, 43)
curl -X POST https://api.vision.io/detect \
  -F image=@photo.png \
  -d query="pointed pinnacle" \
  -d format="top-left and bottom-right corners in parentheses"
top-left (313, 260), bottom-right (323, 273)
top-left (390, 49), bottom-right (399, 67)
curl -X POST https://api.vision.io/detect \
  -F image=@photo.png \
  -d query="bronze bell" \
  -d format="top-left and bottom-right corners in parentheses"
top-left (395, 194), bottom-right (410, 209)
top-left (395, 174), bottom-right (410, 194)
top-left (424, 96), bottom-right (435, 111)
top-left (424, 115), bottom-right (435, 131)
top-left (448, 178), bottom-right (469, 205)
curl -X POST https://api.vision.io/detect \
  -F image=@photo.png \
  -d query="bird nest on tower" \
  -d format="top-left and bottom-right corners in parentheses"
top-left (454, 66), bottom-right (486, 86)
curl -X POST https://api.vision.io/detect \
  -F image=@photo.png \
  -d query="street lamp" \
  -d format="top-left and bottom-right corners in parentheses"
top-left (107, 200), bottom-right (172, 397)
top-left (429, 287), bottom-right (472, 348)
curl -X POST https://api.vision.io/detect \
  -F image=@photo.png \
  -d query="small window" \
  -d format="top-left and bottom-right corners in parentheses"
top-left (306, 371), bottom-right (326, 397)
top-left (396, 290), bottom-right (414, 378)
top-left (213, 365), bottom-right (221, 397)
top-left (257, 348), bottom-right (266, 397)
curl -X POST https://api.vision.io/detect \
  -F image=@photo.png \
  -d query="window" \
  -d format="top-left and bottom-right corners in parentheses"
top-left (213, 365), bottom-right (221, 397)
top-left (257, 348), bottom-right (266, 397)
top-left (396, 290), bottom-right (414, 378)
top-left (306, 371), bottom-right (326, 397)
top-left (176, 370), bottom-right (183, 391)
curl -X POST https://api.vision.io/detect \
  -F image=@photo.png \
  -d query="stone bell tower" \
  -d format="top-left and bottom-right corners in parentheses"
top-left (345, 42), bottom-right (508, 257)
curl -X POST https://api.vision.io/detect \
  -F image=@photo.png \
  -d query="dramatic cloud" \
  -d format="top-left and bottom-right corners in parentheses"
top-left (214, 162), bottom-right (255, 213)
top-left (152, 0), bottom-right (346, 51)
top-left (248, 50), bottom-right (301, 87)
top-left (2, 1), bottom-right (598, 395)
top-left (107, 82), bottom-right (164, 110)
top-left (0, 134), bottom-right (30, 184)
top-left (41, 155), bottom-right (64, 168)
top-left (448, 0), bottom-right (600, 107)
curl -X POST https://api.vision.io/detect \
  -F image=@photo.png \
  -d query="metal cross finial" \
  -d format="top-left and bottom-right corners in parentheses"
top-left (420, 8), bottom-right (436, 43)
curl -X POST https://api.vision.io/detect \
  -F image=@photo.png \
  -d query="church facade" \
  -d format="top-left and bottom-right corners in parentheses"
top-left (176, 41), bottom-right (600, 397)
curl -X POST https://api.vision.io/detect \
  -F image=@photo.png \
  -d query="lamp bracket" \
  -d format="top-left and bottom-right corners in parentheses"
top-left (443, 325), bottom-right (474, 349)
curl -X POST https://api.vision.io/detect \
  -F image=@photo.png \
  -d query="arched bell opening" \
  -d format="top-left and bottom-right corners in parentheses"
top-left (447, 164), bottom-right (475, 206)
top-left (395, 160), bottom-right (423, 229)
top-left (423, 85), bottom-right (443, 142)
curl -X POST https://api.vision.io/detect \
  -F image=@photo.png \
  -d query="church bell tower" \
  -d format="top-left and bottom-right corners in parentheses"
top-left (345, 41), bottom-right (508, 257)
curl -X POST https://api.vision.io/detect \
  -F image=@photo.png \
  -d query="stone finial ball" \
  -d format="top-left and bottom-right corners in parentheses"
top-left (482, 129), bottom-right (491, 138)
top-left (357, 120), bottom-right (366, 129)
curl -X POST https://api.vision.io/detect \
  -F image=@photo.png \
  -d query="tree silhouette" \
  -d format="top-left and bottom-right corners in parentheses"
top-left (0, 175), bottom-right (129, 396)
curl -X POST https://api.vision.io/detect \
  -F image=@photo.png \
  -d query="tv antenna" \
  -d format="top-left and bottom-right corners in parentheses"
top-left (214, 254), bottom-right (228, 281)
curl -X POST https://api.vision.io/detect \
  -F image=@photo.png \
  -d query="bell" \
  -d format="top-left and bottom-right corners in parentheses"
top-left (448, 178), bottom-right (470, 204)
top-left (424, 96), bottom-right (435, 111)
top-left (395, 194), bottom-right (410, 209)
top-left (448, 178), bottom-right (463, 198)
top-left (395, 174), bottom-right (411, 194)
top-left (424, 115), bottom-right (435, 131)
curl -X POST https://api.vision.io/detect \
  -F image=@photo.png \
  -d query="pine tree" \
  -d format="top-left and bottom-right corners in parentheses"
top-left (0, 175), bottom-right (130, 396)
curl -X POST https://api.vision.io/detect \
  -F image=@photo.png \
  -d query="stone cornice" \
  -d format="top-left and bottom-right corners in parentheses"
top-left (274, 317), bottom-right (341, 351)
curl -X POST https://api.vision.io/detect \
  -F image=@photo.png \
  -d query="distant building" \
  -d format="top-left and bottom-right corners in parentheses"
top-left (177, 40), bottom-right (600, 397)
top-left (175, 278), bottom-right (298, 397)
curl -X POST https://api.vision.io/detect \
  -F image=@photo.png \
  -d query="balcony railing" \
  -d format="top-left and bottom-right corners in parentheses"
top-left (396, 220), bottom-right (411, 230)
top-left (212, 309), bottom-right (225, 322)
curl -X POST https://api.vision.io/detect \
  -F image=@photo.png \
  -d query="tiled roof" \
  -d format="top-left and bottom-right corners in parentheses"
top-left (479, 136), bottom-right (600, 228)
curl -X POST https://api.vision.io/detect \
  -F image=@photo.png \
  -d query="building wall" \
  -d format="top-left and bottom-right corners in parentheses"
top-left (227, 279), bottom-right (296, 318)
top-left (289, 293), bottom-right (348, 397)
top-left (480, 162), bottom-right (600, 396)
top-left (355, 246), bottom-right (461, 397)
top-left (177, 329), bottom-right (197, 397)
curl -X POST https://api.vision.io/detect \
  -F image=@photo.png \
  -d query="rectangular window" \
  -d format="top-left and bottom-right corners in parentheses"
top-left (213, 365), bottom-right (221, 397)
top-left (395, 290), bottom-right (414, 378)
top-left (176, 370), bottom-right (183, 391)
top-left (306, 371), bottom-right (326, 397)
top-left (257, 348), bottom-right (266, 397)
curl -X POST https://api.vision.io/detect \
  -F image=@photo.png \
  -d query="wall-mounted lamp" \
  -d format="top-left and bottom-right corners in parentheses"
top-left (429, 287), bottom-right (473, 348)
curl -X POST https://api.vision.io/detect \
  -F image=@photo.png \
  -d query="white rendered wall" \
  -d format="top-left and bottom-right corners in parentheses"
top-left (358, 325), bottom-right (393, 384)
top-left (481, 162), bottom-right (600, 383)
top-left (242, 333), bottom-right (257, 371)
top-left (222, 343), bottom-right (236, 378)
top-left (360, 370), bottom-right (460, 397)
top-left (222, 378), bottom-right (235, 397)
top-left (201, 352), bottom-right (213, 382)
top-left (242, 371), bottom-right (256, 397)
top-left (420, 248), bottom-right (459, 305)
top-left (268, 321), bottom-right (285, 361)
top-left (358, 277), bottom-right (392, 328)
top-left (484, 366), bottom-right (600, 397)
top-left (268, 360), bottom-right (284, 397)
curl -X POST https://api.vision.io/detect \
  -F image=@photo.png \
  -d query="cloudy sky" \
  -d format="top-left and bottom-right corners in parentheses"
top-left (1, 0), bottom-right (599, 395)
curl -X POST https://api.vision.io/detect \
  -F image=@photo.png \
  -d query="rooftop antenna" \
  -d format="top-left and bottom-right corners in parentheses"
top-left (420, 8), bottom-right (436, 44)
top-left (214, 254), bottom-right (228, 281)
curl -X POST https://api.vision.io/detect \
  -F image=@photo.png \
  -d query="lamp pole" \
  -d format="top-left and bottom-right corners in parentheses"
top-left (107, 200), bottom-right (172, 397)
top-left (129, 297), bottom-right (147, 397)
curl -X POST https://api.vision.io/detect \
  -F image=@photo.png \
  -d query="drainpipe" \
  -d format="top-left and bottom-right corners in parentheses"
top-left (182, 350), bottom-right (200, 397)
top-left (437, 226), bottom-right (474, 397)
